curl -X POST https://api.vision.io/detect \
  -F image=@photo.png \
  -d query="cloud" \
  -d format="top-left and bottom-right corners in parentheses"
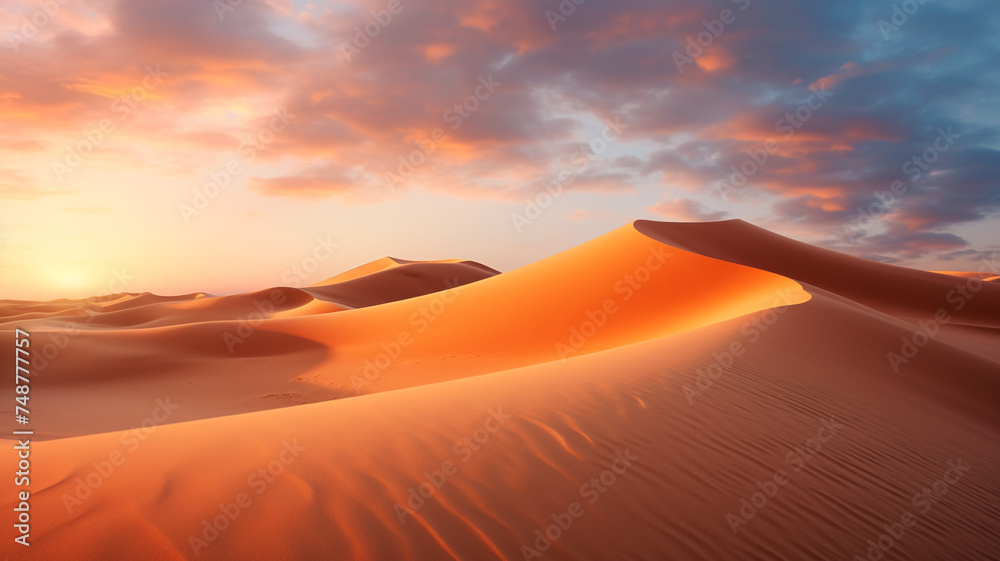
top-left (248, 175), bottom-right (357, 199)
top-left (647, 197), bottom-right (728, 222)
top-left (0, 169), bottom-right (72, 200)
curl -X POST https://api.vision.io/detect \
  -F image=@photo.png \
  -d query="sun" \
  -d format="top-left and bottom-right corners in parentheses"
top-left (56, 270), bottom-right (94, 292)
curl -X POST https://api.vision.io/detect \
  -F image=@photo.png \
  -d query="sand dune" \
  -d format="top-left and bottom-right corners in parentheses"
top-left (3, 219), bottom-right (999, 560)
top-left (303, 259), bottom-right (500, 308)
top-left (312, 257), bottom-right (499, 286)
top-left (5, 223), bottom-right (809, 438)
top-left (636, 220), bottom-right (1000, 327)
top-left (271, 223), bottom-right (811, 395)
top-left (0, 292), bottom-right (208, 325)
top-left (0, 259), bottom-right (496, 334)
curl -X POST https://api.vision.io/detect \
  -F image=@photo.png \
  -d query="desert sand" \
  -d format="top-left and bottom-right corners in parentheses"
top-left (3, 219), bottom-right (999, 560)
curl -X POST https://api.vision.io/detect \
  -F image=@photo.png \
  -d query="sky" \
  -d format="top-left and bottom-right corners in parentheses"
top-left (1, 0), bottom-right (998, 300)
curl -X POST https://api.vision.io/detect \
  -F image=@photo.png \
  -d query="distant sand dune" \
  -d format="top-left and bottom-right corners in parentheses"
top-left (303, 259), bottom-right (500, 308)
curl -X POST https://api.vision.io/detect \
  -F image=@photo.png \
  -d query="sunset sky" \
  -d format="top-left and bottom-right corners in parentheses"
top-left (1, 0), bottom-right (997, 300)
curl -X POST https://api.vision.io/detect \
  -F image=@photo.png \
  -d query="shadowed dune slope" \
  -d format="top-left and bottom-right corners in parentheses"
top-left (303, 260), bottom-right (501, 308)
top-left (635, 220), bottom-right (1000, 327)
top-left (312, 257), bottom-right (500, 286)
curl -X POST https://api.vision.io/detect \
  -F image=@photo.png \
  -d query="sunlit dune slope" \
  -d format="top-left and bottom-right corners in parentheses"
top-left (933, 272), bottom-right (1000, 284)
top-left (271, 222), bottom-right (810, 392)
top-left (931, 270), bottom-right (997, 280)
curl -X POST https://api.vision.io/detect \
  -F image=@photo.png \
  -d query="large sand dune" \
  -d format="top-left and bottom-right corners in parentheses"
top-left (3, 220), bottom-right (999, 560)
